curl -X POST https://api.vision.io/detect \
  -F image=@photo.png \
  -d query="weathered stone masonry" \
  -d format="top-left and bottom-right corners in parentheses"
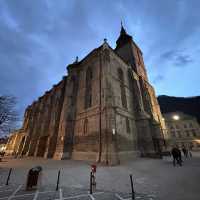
top-left (6, 26), bottom-right (166, 165)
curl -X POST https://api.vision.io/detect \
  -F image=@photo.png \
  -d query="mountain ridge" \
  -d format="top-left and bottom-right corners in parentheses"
top-left (157, 95), bottom-right (200, 124)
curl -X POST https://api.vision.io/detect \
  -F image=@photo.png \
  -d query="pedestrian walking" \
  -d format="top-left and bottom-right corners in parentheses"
top-left (189, 150), bottom-right (192, 157)
top-left (182, 146), bottom-right (188, 158)
top-left (177, 147), bottom-right (183, 166)
top-left (171, 146), bottom-right (182, 166)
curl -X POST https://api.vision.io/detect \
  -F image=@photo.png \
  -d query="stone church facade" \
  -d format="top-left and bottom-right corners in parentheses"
top-left (6, 26), bottom-right (166, 165)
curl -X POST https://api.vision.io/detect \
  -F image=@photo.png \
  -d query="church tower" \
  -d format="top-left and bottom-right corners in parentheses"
top-left (114, 24), bottom-right (166, 157)
top-left (115, 24), bottom-right (148, 81)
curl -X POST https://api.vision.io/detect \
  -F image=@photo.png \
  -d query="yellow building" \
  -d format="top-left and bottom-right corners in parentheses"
top-left (5, 129), bottom-right (25, 155)
top-left (163, 112), bottom-right (200, 150)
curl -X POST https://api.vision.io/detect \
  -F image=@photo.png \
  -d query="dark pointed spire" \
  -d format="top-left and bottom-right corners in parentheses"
top-left (115, 22), bottom-right (132, 49)
top-left (120, 20), bottom-right (127, 35)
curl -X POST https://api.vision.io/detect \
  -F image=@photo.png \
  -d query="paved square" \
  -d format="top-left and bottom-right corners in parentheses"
top-left (0, 152), bottom-right (200, 200)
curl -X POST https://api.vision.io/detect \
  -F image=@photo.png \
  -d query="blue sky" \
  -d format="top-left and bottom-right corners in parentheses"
top-left (0, 0), bottom-right (200, 120)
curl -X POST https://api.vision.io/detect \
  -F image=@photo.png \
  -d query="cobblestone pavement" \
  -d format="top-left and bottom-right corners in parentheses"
top-left (1, 152), bottom-right (200, 200)
top-left (0, 184), bottom-right (157, 200)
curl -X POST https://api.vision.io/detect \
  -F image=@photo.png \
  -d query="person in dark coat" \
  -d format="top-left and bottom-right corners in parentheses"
top-left (177, 147), bottom-right (183, 165)
top-left (182, 146), bottom-right (188, 158)
top-left (171, 146), bottom-right (182, 166)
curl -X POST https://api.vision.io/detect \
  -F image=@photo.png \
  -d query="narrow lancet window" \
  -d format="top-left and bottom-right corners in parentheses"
top-left (126, 117), bottom-right (130, 133)
top-left (85, 67), bottom-right (93, 109)
top-left (83, 118), bottom-right (88, 135)
top-left (118, 68), bottom-right (127, 108)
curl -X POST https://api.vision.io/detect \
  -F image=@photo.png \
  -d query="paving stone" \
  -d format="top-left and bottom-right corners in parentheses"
top-left (37, 192), bottom-right (59, 200)
top-left (13, 195), bottom-right (34, 200)
top-left (0, 190), bottom-right (12, 199)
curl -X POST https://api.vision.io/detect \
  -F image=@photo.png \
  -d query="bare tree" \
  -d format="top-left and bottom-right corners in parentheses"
top-left (0, 95), bottom-right (19, 136)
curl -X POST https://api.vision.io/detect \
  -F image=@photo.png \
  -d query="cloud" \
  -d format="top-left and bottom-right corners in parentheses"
top-left (160, 50), bottom-right (176, 60)
top-left (0, 0), bottom-right (100, 119)
top-left (159, 50), bottom-right (193, 67)
top-left (174, 54), bottom-right (193, 66)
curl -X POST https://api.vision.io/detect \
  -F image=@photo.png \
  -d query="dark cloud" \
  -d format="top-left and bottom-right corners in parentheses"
top-left (160, 50), bottom-right (193, 67)
top-left (160, 50), bottom-right (176, 60)
top-left (174, 54), bottom-right (193, 66)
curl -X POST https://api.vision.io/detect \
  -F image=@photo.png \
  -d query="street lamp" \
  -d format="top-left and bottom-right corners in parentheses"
top-left (172, 115), bottom-right (180, 120)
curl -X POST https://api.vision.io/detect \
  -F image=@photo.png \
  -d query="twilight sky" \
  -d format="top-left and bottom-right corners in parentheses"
top-left (0, 0), bottom-right (200, 121)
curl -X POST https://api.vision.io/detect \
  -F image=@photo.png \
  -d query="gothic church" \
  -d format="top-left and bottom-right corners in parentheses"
top-left (6, 26), bottom-right (166, 165)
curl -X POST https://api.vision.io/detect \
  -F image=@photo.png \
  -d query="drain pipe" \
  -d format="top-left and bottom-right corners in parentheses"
top-left (98, 50), bottom-right (103, 163)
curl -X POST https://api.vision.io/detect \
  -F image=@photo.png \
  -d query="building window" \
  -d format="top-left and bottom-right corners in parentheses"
top-left (192, 129), bottom-right (196, 137)
top-left (85, 67), bottom-right (93, 109)
top-left (126, 117), bottom-right (130, 133)
top-left (170, 126), bottom-right (174, 130)
top-left (171, 131), bottom-right (175, 137)
top-left (184, 124), bottom-right (187, 129)
top-left (185, 130), bottom-right (190, 137)
top-left (177, 131), bottom-right (181, 138)
top-left (189, 123), bottom-right (193, 128)
top-left (118, 68), bottom-right (127, 109)
top-left (83, 118), bottom-right (88, 135)
top-left (176, 125), bottom-right (179, 129)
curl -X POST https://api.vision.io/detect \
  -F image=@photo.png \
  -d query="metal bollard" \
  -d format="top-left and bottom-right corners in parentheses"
top-left (6, 168), bottom-right (12, 185)
top-left (90, 171), bottom-right (93, 194)
top-left (130, 174), bottom-right (135, 200)
top-left (56, 170), bottom-right (60, 191)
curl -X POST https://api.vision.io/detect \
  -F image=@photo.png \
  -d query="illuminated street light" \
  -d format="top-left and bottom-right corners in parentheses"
top-left (172, 115), bottom-right (180, 120)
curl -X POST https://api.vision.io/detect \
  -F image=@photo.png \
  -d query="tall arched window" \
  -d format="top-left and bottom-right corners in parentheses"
top-left (71, 76), bottom-right (78, 106)
top-left (83, 118), bottom-right (88, 135)
top-left (118, 68), bottom-right (127, 108)
top-left (126, 117), bottom-right (130, 134)
top-left (85, 67), bottom-right (93, 109)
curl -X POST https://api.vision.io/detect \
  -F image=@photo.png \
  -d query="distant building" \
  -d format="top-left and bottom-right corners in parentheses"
top-left (163, 112), bottom-right (200, 150)
top-left (6, 25), bottom-right (166, 165)
top-left (5, 130), bottom-right (24, 155)
top-left (0, 137), bottom-right (8, 153)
